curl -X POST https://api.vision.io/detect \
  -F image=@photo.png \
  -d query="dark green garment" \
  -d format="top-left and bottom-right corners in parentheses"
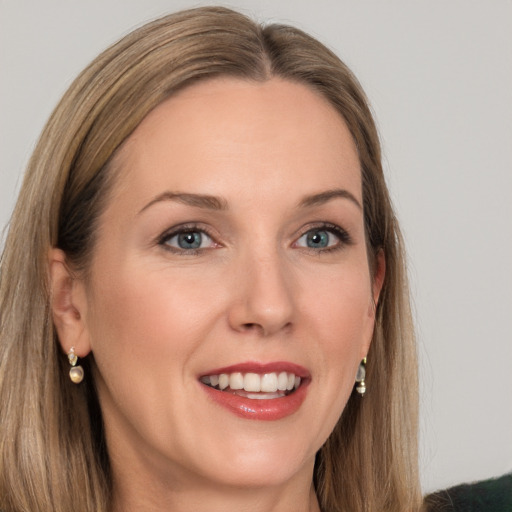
top-left (424, 473), bottom-right (512, 512)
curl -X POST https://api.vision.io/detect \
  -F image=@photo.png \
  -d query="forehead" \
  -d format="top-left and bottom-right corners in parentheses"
top-left (110, 77), bottom-right (361, 207)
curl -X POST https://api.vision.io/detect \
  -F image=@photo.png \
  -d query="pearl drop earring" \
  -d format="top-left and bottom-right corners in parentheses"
top-left (355, 357), bottom-right (366, 396)
top-left (67, 347), bottom-right (84, 384)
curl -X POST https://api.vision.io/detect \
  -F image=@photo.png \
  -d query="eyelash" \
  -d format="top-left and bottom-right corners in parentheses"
top-left (294, 223), bottom-right (353, 254)
top-left (158, 223), bottom-right (217, 255)
top-left (157, 222), bottom-right (353, 255)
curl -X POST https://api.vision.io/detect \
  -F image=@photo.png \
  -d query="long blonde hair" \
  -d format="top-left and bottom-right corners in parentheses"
top-left (0, 7), bottom-right (420, 511)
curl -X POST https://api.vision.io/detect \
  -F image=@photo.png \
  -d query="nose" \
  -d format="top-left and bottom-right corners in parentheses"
top-left (227, 250), bottom-right (295, 337)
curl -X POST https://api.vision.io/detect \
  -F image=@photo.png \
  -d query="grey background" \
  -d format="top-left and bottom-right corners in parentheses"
top-left (1, 0), bottom-right (511, 493)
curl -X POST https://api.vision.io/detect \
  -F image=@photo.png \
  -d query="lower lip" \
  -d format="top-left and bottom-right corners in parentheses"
top-left (201, 381), bottom-right (309, 421)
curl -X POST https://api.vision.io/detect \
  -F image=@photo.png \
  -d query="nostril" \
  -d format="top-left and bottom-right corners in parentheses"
top-left (241, 322), bottom-right (269, 335)
top-left (240, 321), bottom-right (292, 336)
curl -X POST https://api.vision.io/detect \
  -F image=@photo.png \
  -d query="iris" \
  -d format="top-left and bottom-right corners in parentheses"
top-left (306, 230), bottom-right (330, 249)
top-left (177, 232), bottom-right (202, 249)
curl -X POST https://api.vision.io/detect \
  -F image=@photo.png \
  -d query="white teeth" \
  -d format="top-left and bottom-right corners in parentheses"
top-left (277, 372), bottom-right (288, 391)
top-left (245, 392), bottom-right (284, 400)
top-left (218, 373), bottom-right (229, 390)
top-left (202, 371), bottom-right (302, 395)
top-left (261, 373), bottom-right (278, 392)
top-left (244, 373), bottom-right (261, 392)
top-left (229, 372), bottom-right (244, 390)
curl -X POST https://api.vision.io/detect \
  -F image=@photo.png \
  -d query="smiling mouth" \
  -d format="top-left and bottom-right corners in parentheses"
top-left (200, 371), bottom-right (302, 399)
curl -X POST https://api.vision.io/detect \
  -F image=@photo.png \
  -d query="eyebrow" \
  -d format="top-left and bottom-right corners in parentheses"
top-left (139, 192), bottom-right (228, 214)
top-left (298, 189), bottom-right (362, 210)
top-left (139, 187), bottom-right (362, 214)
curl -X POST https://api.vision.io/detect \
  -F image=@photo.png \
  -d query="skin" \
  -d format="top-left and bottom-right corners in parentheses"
top-left (50, 77), bottom-right (384, 512)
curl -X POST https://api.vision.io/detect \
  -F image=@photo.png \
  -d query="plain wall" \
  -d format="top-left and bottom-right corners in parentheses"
top-left (1, 0), bottom-right (511, 494)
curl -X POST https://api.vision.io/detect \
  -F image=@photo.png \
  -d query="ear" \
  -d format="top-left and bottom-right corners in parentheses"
top-left (372, 248), bottom-right (386, 308)
top-left (361, 249), bottom-right (386, 359)
top-left (49, 248), bottom-right (91, 358)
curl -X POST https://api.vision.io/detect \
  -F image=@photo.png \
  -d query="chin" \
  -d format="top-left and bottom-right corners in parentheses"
top-left (190, 429), bottom-right (318, 489)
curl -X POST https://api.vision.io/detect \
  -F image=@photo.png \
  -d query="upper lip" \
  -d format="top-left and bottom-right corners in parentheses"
top-left (199, 361), bottom-right (310, 379)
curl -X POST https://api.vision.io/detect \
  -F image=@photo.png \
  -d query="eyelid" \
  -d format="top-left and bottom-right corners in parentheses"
top-left (155, 221), bottom-right (352, 255)
top-left (293, 222), bottom-right (353, 251)
top-left (157, 223), bottom-right (220, 254)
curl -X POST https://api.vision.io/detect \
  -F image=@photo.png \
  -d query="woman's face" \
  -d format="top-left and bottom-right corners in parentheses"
top-left (75, 78), bottom-right (382, 493)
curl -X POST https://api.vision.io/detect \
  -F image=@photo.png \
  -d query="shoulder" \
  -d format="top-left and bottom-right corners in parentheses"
top-left (423, 473), bottom-right (512, 512)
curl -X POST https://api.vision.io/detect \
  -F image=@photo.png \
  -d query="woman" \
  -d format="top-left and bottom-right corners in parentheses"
top-left (0, 6), bottom-right (420, 512)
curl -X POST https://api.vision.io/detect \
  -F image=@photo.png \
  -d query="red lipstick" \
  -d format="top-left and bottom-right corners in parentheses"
top-left (199, 361), bottom-right (310, 421)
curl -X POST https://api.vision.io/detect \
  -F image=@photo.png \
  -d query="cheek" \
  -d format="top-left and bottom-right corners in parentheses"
top-left (300, 265), bottom-right (374, 424)
top-left (83, 261), bottom-right (227, 449)
top-left (303, 265), bottom-right (374, 353)
top-left (85, 262), bottom-right (221, 381)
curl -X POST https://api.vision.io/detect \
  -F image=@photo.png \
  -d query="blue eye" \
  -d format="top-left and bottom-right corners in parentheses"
top-left (161, 229), bottom-right (215, 252)
top-left (296, 225), bottom-right (349, 251)
top-left (305, 230), bottom-right (330, 248)
top-left (176, 232), bottom-right (202, 249)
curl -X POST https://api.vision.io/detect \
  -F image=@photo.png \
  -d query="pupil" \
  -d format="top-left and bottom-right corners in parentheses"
top-left (178, 232), bottom-right (201, 249)
top-left (307, 230), bottom-right (328, 248)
